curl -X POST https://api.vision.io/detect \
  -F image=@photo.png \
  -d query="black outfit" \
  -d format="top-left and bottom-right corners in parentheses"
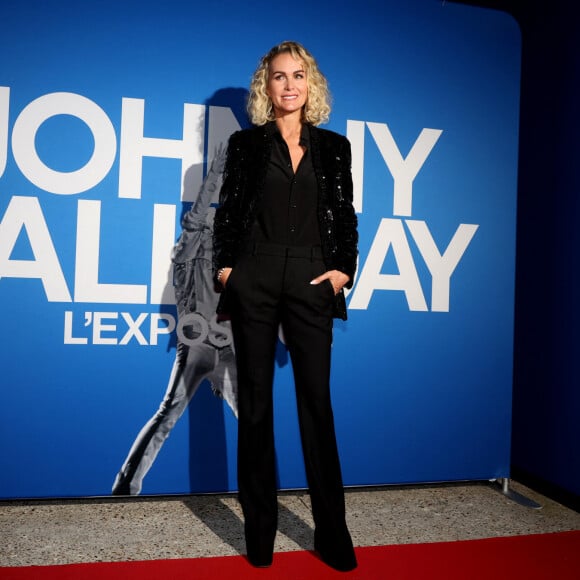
top-left (213, 122), bottom-right (358, 571)
top-left (214, 122), bottom-right (358, 319)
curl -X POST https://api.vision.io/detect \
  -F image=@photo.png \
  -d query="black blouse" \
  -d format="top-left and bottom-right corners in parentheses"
top-left (251, 122), bottom-right (321, 247)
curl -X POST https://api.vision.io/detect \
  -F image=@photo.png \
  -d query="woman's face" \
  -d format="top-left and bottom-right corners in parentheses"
top-left (266, 52), bottom-right (308, 118)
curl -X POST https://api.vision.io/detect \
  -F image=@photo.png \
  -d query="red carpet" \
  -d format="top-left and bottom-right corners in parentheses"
top-left (1, 531), bottom-right (578, 579)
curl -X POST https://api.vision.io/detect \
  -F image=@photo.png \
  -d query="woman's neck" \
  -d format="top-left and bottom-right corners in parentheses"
top-left (275, 112), bottom-right (303, 143)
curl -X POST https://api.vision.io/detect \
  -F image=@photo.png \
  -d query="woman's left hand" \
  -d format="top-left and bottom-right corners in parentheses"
top-left (310, 270), bottom-right (350, 295)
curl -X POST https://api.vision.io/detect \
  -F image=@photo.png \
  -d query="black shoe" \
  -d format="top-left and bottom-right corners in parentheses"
top-left (246, 553), bottom-right (273, 568)
top-left (245, 527), bottom-right (275, 568)
top-left (314, 535), bottom-right (357, 572)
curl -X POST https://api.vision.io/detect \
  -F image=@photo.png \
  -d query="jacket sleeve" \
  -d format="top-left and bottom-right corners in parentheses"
top-left (331, 136), bottom-right (358, 288)
top-left (212, 131), bottom-right (245, 278)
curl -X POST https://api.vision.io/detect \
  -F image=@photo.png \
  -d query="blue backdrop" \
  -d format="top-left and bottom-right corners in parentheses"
top-left (0, 0), bottom-right (520, 498)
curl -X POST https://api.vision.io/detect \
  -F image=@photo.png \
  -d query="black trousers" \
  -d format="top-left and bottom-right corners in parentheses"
top-left (227, 243), bottom-right (354, 564)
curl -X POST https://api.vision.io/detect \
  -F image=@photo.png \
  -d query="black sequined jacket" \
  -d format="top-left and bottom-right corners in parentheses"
top-left (213, 122), bottom-right (358, 320)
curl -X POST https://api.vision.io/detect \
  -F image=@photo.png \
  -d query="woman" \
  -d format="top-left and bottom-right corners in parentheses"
top-left (213, 41), bottom-right (358, 571)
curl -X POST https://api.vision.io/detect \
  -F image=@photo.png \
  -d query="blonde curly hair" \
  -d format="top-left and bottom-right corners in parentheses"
top-left (247, 41), bottom-right (331, 126)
